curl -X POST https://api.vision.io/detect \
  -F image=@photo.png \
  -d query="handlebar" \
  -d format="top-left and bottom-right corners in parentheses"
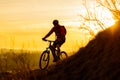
top-left (42, 39), bottom-right (55, 47)
top-left (43, 39), bottom-right (55, 43)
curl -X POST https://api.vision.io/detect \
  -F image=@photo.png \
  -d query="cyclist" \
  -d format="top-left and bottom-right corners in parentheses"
top-left (42, 20), bottom-right (67, 62)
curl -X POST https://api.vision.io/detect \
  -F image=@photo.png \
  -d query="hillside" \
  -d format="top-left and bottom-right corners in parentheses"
top-left (42, 20), bottom-right (120, 80)
top-left (1, 21), bottom-right (120, 80)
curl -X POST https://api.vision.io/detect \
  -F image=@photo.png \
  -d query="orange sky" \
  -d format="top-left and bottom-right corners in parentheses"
top-left (0, 0), bottom-right (88, 52)
top-left (0, 0), bottom-right (115, 32)
top-left (0, 0), bottom-right (115, 52)
top-left (0, 0), bottom-right (85, 32)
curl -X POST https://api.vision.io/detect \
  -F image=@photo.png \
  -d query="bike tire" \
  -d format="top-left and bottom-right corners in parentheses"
top-left (39, 51), bottom-right (50, 70)
top-left (59, 51), bottom-right (68, 60)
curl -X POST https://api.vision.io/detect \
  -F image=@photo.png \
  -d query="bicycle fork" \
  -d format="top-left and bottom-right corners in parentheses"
top-left (43, 48), bottom-right (50, 61)
top-left (46, 48), bottom-right (50, 53)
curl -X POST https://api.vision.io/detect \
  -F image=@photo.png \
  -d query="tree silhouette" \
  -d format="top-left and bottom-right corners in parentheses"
top-left (79, 0), bottom-right (120, 35)
top-left (96, 0), bottom-right (120, 20)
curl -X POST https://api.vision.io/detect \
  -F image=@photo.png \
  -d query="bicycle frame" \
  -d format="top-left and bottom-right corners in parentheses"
top-left (46, 47), bottom-right (50, 53)
top-left (44, 40), bottom-right (55, 53)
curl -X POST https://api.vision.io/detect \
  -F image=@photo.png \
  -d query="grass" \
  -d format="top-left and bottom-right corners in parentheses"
top-left (0, 49), bottom-right (40, 72)
top-left (0, 48), bottom-right (73, 80)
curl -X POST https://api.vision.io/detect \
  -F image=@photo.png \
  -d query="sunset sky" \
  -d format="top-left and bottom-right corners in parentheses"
top-left (0, 0), bottom-right (85, 31)
top-left (0, 0), bottom-right (115, 52)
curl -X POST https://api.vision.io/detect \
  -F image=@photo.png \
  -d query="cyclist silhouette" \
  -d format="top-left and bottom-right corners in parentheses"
top-left (42, 20), bottom-right (67, 62)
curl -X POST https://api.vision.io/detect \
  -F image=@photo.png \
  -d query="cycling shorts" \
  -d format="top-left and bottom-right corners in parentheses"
top-left (53, 38), bottom-right (65, 48)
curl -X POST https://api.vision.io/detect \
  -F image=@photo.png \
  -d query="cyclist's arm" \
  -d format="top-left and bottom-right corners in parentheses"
top-left (43, 27), bottom-right (54, 39)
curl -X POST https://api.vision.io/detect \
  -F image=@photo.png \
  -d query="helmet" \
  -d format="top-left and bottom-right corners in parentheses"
top-left (53, 20), bottom-right (59, 25)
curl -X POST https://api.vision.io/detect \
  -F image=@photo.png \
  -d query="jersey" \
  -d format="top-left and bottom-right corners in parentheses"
top-left (60, 26), bottom-right (66, 36)
top-left (44, 25), bottom-right (67, 41)
top-left (53, 25), bottom-right (66, 41)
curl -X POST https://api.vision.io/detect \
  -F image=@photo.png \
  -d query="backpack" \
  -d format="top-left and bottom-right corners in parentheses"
top-left (61, 26), bottom-right (67, 36)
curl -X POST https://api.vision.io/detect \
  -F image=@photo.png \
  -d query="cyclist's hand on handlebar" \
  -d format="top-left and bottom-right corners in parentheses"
top-left (42, 38), bottom-right (47, 41)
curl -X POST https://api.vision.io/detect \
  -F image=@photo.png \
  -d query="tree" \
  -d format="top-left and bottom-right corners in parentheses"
top-left (97, 0), bottom-right (120, 20)
top-left (79, 0), bottom-right (120, 36)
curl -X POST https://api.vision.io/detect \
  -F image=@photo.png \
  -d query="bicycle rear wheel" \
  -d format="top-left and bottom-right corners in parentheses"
top-left (59, 51), bottom-right (68, 60)
top-left (39, 51), bottom-right (50, 70)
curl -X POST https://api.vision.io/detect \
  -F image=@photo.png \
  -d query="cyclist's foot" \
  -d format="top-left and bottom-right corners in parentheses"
top-left (57, 56), bottom-right (60, 60)
top-left (53, 59), bottom-right (58, 62)
top-left (53, 57), bottom-right (60, 62)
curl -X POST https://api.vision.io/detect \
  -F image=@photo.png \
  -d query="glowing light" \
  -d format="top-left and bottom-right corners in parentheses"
top-left (72, 3), bottom-right (115, 33)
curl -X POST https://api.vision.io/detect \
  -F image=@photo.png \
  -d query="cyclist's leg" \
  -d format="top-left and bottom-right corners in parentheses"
top-left (56, 44), bottom-right (60, 56)
top-left (51, 40), bottom-right (59, 62)
top-left (56, 39), bottom-right (65, 56)
top-left (52, 38), bottom-right (66, 62)
top-left (55, 44), bottom-right (60, 60)
top-left (49, 45), bottom-right (57, 61)
top-left (56, 44), bottom-right (60, 48)
top-left (59, 38), bottom-right (66, 48)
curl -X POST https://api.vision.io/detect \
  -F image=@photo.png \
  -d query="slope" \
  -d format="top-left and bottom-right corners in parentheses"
top-left (45, 20), bottom-right (120, 80)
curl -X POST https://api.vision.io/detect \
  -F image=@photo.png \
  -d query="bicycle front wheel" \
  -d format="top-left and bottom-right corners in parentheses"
top-left (59, 51), bottom-right (68, 60)
top-left (39, 51), bottom-right (50, 70)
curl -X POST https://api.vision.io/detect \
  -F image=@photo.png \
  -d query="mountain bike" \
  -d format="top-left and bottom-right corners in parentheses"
top-left (39, 39), bottom-right (68, 70)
